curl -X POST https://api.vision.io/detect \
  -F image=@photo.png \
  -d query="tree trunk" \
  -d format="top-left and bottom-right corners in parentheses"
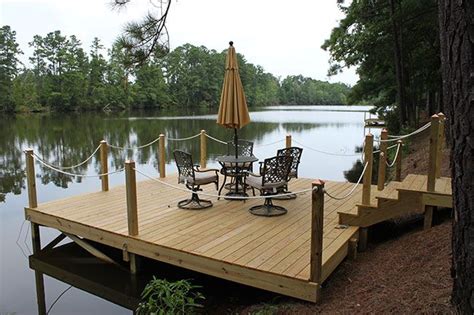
top-left (389, 0), bottom-right (408, 126)
top-left (438, 0), bottom-right (474, 313)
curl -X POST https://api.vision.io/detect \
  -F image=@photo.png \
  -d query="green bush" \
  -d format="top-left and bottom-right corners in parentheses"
top-left (136, 277), bottom-right (205, 315)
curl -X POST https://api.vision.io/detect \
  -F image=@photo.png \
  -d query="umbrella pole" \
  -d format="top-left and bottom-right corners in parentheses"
top-left (234, 128), bottom-right (238, 159)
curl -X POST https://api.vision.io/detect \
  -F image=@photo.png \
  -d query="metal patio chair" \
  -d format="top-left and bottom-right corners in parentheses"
top-left (173, 150), bottom-right (219, 210)
top-left (275, 146), bottom-right (303, 199)
top-left (245, 155), bottom-right (293, 216)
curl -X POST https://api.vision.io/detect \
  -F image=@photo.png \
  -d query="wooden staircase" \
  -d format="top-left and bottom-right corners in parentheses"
top-left (338, 174), bottom-right (452, 228)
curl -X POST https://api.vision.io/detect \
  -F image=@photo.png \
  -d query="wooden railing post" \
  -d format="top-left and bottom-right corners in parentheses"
top-left (395, 140), bottom-right (403, 181)
top-left (427, 114), bottom-right (440, 192)
top-left (286, 134), bottom-right (292, 148)
top-left (425, 114), bottom-right (440, 230)
top-left (25, 149), bottom-right (46, 314)
top-left (362, 133), bottom-right (374, 206)
top-left (125, 161), bottom-right (139, 236)
top-left (100, 140), bottom-right (109, 191)
top-left (25, 149), bottom-right (38, 208)
top-left (200, 130), bottom-right (207, 169)
top-left (436, 112), bottom-right (445, 178)
top-left (377, 129), bottom-right (388, 191)
top-left (158, 134), bottom-right (166, 178)
top-left (310, 180), bottom-right (324, 301)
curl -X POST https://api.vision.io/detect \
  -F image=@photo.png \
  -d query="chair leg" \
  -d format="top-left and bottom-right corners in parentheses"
top-left (178, 187), bottom-right (213, 210)
top-left (218, 174), bottom-right (227, 200)
top-left (249, 196), bottom-right (287, 217)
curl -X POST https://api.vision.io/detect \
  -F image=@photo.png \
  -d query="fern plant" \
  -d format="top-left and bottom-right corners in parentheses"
top-left (136, 277), bottom-right (205, 315)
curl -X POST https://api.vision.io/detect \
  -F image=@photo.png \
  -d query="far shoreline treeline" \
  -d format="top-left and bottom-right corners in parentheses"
top-left (0, 26), bottom-right (351, 113)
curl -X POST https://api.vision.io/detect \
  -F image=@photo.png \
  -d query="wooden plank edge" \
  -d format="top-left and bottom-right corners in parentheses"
top-left (25, 208), bottom-right (319, 303)
top-left (321, 227), bottom-right (359, 282)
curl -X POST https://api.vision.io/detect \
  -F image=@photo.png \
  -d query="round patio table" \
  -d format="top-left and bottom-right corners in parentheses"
top-left (216, 155), bottom-right (258, 198)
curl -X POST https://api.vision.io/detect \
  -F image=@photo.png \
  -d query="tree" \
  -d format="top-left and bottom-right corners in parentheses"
top-left (323, 0), bottom-right (440, 130)
top-left (438, 0), bottom-right (474, 312)
top-left (0, 25), bottom-right (22, 112)
top-left (113, 0), bottom-right (172, 66)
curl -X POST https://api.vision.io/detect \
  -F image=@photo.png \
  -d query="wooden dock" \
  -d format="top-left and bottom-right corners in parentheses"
top-left (25, 113), bottom-right (451, 307)
top-left (25, 176), bottom-right (360, 302)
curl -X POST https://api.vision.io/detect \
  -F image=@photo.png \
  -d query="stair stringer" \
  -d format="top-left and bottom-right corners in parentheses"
top-left (338, 190), bottom-right (424, 228)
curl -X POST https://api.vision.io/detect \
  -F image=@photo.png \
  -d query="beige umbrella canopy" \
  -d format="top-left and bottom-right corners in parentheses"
top-left (217, 41), bottom-right (251, 157)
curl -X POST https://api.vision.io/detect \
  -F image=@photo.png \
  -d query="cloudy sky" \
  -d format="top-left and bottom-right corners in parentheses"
top-left (1, 0), bottom-right (358, 85)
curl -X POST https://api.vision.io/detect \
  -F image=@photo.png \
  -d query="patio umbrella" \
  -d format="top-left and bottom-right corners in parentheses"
top-left (217, 41), bottom-right (251, 158)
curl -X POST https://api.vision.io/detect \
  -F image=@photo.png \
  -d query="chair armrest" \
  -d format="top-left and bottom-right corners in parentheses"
top-left (195, 168), bottom-right (219, 173)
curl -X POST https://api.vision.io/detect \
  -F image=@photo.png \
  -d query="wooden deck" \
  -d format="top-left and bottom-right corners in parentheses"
top-left (25, 175), bottom-right (362, 302)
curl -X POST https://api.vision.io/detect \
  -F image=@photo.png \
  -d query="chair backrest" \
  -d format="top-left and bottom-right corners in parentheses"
top-left (227, 139), bottom-right (254, 157)
top-left (173, 150), bottom-right (194, 180)
top-left (261, 155), bottom-right (293, 186)
top-left (277, 147), bottom-right (303, 179)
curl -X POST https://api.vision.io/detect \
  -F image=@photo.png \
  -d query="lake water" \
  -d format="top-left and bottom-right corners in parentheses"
top-left (0, 105), bottom-right (379, 314)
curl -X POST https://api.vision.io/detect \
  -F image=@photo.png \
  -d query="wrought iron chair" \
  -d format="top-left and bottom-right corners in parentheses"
top-left (275, 147), bottom-right (303, 199)
top-left (218, 139), bottom-right (254, 197)
top-left (245, 155), bottom-right (293, 216)
top-left (173, 150), bottom-right (219, 210)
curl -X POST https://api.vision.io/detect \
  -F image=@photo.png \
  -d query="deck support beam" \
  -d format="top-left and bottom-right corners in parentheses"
top-left (26, 149), bottom-right (46, 314)
top-left (43, 233), bottom-right (66, 251)
top-left (65, 233), bottom-right (119, 266)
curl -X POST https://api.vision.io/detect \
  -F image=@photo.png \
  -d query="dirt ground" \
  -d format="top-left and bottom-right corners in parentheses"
top-left (203, 124), bottom-right (455, 314)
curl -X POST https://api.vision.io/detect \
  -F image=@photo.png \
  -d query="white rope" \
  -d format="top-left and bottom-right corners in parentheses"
top-left (46, 285), bottom-right (73, 315)
top-left (386, 142), bottom-right (402, 167)
top-left (34, 144), bottom-right (101, 170)
top-left (293, 139), bottom-right (361, 157)
top-left (32, 153), bottom-right (125, 178)
top-left (254, 139), bottom-right (285, 148)
top-left (324, 162), bottom-right (368, 200)
top-left (167, 133), bottom-right (201, 141)
top-left (378, 122), bottom-right (431, 142)
top-left (108, 136), bottom-right (161, 151)
top-left (134, 168), bottom-right (317, 200)
top-left (205, 134), bottom-right (227, 144)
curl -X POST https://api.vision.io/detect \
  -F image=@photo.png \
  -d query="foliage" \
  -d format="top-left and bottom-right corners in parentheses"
top-left (136, 277), bottom-right (204, 315)
top-left (0, 25), bottom-right (22, 111)
top-left (0, 25), bottom-right (352, 112)
top-left (323, 0), bottom-right (440, 129)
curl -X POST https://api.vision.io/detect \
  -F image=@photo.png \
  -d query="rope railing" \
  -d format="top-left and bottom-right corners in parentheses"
top-left (167, 133), bottom-right (201, 141)
top-left (323, 162), bottom-right (369, 200)
top-left (108, 136), bottom-right (161, 151)
top-left (31, 152), bottom-right (125, 178)
top-left (293, 139), bottom-right (361, 157)
top-left (34, 144), bottom-right (101, 170)
top-left (378, 122), bottom-right (431, 142)
top-left (134, 167), bottom-right (318, 200)
top-left (253, 139), bottom-right (285, 148)
top-left (205, 133), bottom-right (227, 144)
top-left (386, 141), bottom-right (402, 168)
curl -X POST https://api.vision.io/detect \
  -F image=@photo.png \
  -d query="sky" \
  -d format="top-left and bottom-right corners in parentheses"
top-left (1, 0), bottom-right (358, 85)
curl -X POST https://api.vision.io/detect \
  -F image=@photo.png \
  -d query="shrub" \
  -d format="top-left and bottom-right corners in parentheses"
top-left (136, 277), bottom-right (205, 315)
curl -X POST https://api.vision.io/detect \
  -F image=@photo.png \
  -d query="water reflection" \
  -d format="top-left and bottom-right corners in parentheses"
top-left (0, 105), bottom-right (378, 314)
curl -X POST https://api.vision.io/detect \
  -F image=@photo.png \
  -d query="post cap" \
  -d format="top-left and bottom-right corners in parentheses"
top-left (312, 179), bottom-right (325, 186)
